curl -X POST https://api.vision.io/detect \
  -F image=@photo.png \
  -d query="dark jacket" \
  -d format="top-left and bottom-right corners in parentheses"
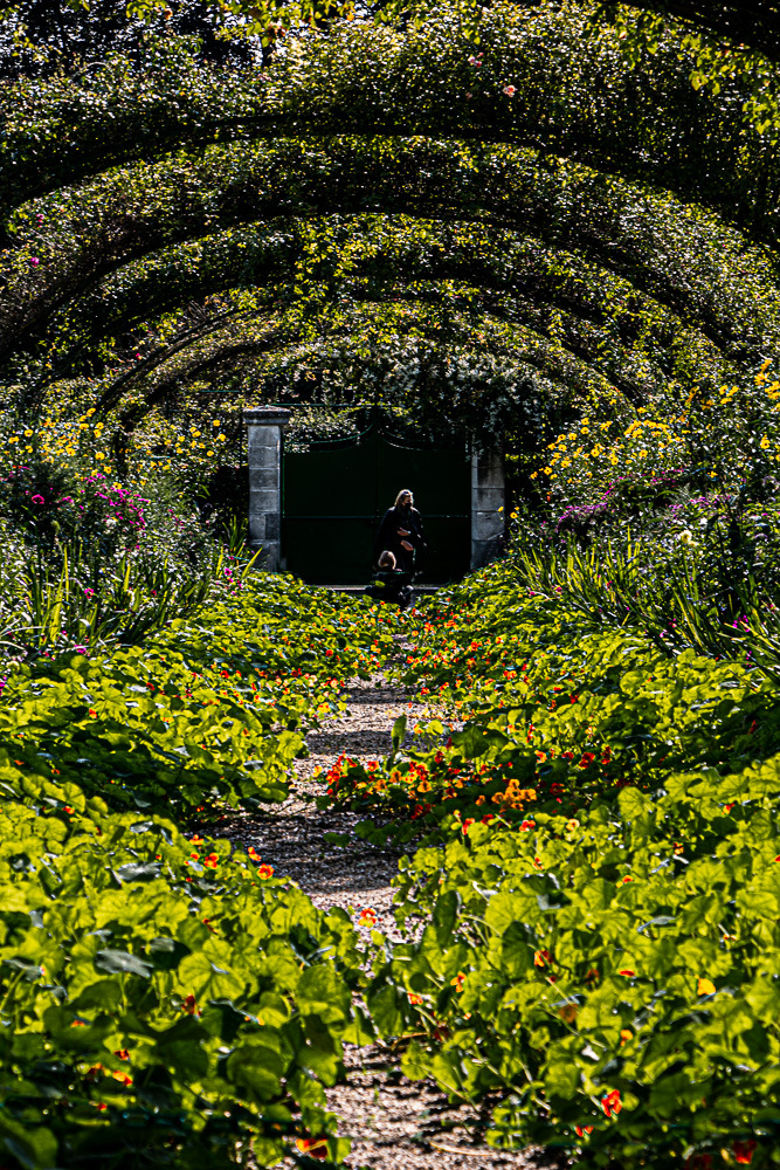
top-left (367, 565), bottom-right (409, 598)
top-left (375, 505), bottom-right (425, 569)
top-left (366, 566), bottom-right (413, 608)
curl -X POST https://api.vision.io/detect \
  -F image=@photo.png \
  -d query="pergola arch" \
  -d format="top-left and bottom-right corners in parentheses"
top-left (2, 7), bottom-right (780, 463)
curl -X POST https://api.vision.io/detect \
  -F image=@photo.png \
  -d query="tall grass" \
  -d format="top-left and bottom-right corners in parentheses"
top-left (513, 535), bottom-right (780, 682)
top-left (0, 523), bottom-right (255, 664)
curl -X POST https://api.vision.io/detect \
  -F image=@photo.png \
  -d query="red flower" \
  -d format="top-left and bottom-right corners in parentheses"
top-left (601, 1089), bottom-right (622, 1118)
top-left (733, 1139), bottom-right (756, 1165)
top-left (296, 1136), bottom-right (328, 1159)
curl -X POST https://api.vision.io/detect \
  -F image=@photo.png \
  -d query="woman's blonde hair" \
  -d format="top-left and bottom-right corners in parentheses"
top-left (394, 488), bottom-right (414, 507)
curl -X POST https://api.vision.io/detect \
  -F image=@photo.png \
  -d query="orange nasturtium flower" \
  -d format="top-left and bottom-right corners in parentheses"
top-left (733, 1139), bottom-right (757, 1165)
top-left (296, 1136), bottom-right (328, 1159)
top-left (358, 907), bottom-right (377, 928)
top-left (601, 1089), bottom-right (622, 1118)
top-left (257, 863), bottom-right (274, 879)
top-left (697, 977), bottom-right (716, 997)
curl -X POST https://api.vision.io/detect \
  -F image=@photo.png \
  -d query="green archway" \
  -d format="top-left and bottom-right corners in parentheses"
top-left (2, 2), bottom-right (780, 473)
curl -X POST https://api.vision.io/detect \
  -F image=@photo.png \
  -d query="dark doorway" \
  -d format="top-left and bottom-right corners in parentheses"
top-left (282, 430), bottom-right (470, 584)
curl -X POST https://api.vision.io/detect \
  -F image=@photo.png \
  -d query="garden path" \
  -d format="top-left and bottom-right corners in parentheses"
top-left (223, 672), bottom-right (553, 1170)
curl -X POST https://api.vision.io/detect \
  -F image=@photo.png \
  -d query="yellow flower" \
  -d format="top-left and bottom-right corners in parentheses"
top-left (697, 977), bottom-right (716, 996)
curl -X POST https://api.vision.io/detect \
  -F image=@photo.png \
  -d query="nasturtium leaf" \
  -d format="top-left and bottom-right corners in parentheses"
top-left (94, 949), bottom-right (153, 978)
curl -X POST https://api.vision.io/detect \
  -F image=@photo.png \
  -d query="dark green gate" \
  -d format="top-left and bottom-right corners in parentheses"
top-left (282, 430), bottom-right (470, 584)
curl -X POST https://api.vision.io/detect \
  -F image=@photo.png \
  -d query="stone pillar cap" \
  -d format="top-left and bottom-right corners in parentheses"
top-left (243, 406), bottom-right (291, 426)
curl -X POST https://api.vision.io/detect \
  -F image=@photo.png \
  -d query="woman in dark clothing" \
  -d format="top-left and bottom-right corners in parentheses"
top-left (375, 489), bottom-right (425, 575)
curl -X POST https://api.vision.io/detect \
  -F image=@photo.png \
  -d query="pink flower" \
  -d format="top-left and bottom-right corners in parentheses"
top-left (84, 588), bottom-right (95, 597)
top-left (503, 85), bottom-right (516, 97)
top-left (30, 494), bottom-right (45, 504)
top-left (28, 256), bottom-right (40, 267)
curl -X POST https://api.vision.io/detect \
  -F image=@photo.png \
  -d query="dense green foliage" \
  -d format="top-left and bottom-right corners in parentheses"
top-left (4, 2), bottom-right (780, 477)
top-left (0, 575), bottom-right (399, 1168)
top-left (2, 3), bottom-right (780, 1165)
top-left (320, 565), bottom-right (780, 1167)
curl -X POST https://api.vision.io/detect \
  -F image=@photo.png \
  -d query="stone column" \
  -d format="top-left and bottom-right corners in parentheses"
top-left (244, 407), bottom-right (290, 570)
top-left (471, 448), bottom-right (505, 569)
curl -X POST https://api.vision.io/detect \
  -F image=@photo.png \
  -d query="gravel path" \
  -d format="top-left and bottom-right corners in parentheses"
top-left (222, 674), bottom-right (558, 1170)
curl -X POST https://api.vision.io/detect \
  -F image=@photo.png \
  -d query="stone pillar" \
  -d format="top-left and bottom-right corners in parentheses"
top-left (244, 407), bottom-right (290, 570)
top-left (471, 448), bottom-right (505, 569)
